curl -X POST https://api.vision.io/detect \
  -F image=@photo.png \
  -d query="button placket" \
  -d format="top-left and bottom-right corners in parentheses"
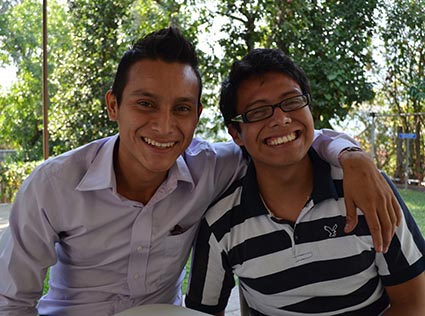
top-left (128, 205), bottom-right (152, 295)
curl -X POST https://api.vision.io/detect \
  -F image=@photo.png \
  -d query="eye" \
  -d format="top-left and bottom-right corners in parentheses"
top-left (247, 106), bottom-right (271, 120)
top-left (286, 100), bottom-right (302, 107)
top-left (174, 104), bottom-right (193, 113)
top-left (137, 100), bottom-right (153, 108)
top-left (283, 96), bottom-right (306, 109)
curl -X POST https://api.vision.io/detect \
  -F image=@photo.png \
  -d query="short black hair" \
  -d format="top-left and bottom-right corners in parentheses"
top-left (220, 48), bottom-right (311, 128)
top-left (111, 27), bottom-right (202, 106)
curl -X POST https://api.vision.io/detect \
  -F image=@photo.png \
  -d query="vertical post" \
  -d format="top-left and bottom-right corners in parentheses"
top-left (42, 0), bottom-right (49, 160)
top-left (370, 112), bottom-right (376, 160)
top-left (405, 138), bottom-right (409, 190)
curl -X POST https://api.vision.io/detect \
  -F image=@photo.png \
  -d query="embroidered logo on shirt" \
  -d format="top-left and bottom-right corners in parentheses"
top-left (324, 224), bottom-right (338, 237)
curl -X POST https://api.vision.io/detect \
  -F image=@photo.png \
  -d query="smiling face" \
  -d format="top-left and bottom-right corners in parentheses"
top-left (106, 59), bottom-right (202, 183)
top-left (228, 72), bottom-right (314, 173)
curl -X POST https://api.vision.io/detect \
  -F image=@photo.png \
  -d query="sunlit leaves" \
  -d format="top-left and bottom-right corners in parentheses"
top-left (379, 0), bottom-right (425, 181)
top-left (1, 0), bottom-right (417, 165)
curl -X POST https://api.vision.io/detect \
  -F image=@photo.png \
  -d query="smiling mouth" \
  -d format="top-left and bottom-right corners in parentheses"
top-left (266, 132), bottom-right (297, 146)
top-left (143, 137), bottom-right (176, 148)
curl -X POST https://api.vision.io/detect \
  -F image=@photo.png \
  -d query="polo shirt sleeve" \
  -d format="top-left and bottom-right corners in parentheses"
top-left (374, 173), bottom-right (425, 286)
top-left (185, 218), bottom-right (235, 314)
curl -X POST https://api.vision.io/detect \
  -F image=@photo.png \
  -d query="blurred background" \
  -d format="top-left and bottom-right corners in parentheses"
top-left (0, 0), bottom-right (424, 204)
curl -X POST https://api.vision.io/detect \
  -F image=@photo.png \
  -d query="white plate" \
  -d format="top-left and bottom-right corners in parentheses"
top-left (113, 304), bottom-right (210, 316)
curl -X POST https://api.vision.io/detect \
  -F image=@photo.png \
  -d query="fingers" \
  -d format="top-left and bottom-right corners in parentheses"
top-left (344, 198), bottom-right (358, 233)
top-left (376, 205), bottom-right (394, 253)
top-left (379, 173), bottom-right (402, 227)
top-left (372, 172), bottom-right (400, 252)
top-left (363, 211), bottom-right (383, 253)
top-left (376, 175), bottom-right (400, 252)
top-left (387, 202), bottom-right (399, 229)
top-left (362, 196), bottom-right (394, 253)
top-left (339, 152), bottom-right (400, 254)
top-left (391, 192), bottom-right (402, 227)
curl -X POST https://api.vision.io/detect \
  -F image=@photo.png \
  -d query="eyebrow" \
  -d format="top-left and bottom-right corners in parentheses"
top-left (129, 90), bottom-right (197, 104)
top-left (128, 90), bottom-right (154, 97)
top-left (245, 89), bottom-right (302, 109)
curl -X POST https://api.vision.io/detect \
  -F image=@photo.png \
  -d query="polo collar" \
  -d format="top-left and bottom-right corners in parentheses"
top-left (240, 148), bottom-right (338, 215)
top-left (309, 148), bottom-right (339, 204)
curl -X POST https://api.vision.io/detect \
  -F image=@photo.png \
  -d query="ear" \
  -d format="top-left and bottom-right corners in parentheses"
top-left (228, 124), bottom-right (244, 147)
top-left (105, 90), bottom-right (118, 121)
top-left (197, 102), bottom-right (203, 118)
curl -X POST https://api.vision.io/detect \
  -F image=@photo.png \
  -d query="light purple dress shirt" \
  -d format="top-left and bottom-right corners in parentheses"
top-left (0, 130), bottom-right (357, 316)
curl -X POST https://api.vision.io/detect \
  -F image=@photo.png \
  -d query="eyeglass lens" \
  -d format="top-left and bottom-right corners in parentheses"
top-left (245, 94), bottom-right (309, 122)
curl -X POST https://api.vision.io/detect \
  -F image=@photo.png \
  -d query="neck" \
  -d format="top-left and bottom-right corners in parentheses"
top-left (113, 145), bottom-right (168, 205)
top-left (255, 155), bottom-right (313, 222)
top-left (115, 165), bottom-right (166, 205)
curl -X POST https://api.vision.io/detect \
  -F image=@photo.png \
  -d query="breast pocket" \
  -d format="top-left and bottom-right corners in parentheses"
top-left (158, 223), bottom-right (200, 288)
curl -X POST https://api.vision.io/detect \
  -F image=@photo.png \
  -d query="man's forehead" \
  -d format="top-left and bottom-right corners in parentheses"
top-left (126, 59), bottom-right (198, 85)
top-left (237, 73), bottom-right (301, 104)
top-left (122, 61), bottom-right (199, 102)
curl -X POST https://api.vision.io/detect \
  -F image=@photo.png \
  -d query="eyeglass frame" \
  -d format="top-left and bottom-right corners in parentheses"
top-left (230, 93), bottom-right (311, 123)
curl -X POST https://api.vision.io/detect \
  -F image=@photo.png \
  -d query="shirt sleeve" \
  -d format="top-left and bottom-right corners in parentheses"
top-left (207, 140), bottom-right (248, 199)
top-left (185, 219), bottom-right (235, 315)
top-left (374, 173), bottom-right (425, 286)
top-left (0, 167), bottom-right (59, 316)
top-left (312, 128), bottom-right (360, 167)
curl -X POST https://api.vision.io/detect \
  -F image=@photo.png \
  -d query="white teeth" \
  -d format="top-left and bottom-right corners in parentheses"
top-left (268, 132), bottom-right (297, 146)
top-left (143, 137), bottom-right (175, 148)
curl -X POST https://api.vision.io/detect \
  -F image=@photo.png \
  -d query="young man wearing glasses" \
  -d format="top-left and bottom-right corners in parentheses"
top-left (185, 48), bottom-right (425, 316)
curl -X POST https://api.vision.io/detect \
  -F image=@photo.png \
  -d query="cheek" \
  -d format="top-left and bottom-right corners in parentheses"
top-left (181, 118), bottom-right (199, 137)
top-left (304, 116), bottom-right (315, 144)
top-left (239, 127), bottom-right (261, 147)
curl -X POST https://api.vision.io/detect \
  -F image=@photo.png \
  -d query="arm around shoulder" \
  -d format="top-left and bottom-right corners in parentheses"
top-left (311, 128), bottom-right (360, 167)
top-left (339, 150), bottom-right (401, 253)
top-left (312, 129), bottom-right (401, 253)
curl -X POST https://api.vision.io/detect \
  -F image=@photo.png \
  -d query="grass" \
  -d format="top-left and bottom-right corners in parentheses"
top-left (42, 188), bottom-right (425, 296)
top-left (398, 188), bottom-right (425, 235)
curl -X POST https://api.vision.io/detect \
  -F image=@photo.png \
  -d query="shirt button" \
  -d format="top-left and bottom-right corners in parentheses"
top-left (133, 273), bottom-right (140, 280)
top-left (137, 246), bottom-right (143, 253)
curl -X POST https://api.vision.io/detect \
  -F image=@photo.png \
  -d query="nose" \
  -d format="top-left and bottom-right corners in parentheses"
top-left (151, 109), bottom-right (175, 134)
top-left (268, 106), bottom-right (292, 127)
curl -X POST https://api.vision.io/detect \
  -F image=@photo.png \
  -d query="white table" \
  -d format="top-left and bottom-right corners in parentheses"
top-left (113, 304), bottom-right (210, 316)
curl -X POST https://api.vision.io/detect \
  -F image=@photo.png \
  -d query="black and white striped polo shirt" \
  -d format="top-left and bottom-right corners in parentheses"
top-left (186, 149), bottom-right (425, 316)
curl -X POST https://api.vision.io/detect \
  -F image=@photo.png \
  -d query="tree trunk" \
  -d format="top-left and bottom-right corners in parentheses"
top-left (414, 121), bottom-right (423, 186)
top-left (395, 126), bottom-right (404, 181)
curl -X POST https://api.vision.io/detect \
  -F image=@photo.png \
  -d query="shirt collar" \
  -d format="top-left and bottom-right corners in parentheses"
top-left (76, 134), bottom-right (119, 191)
top-left (167, 155), bottom-right (195, 191)
top-left (241, 148), bottom-right (338, 214)
top-left (76, 134), bottom-right (195, 192)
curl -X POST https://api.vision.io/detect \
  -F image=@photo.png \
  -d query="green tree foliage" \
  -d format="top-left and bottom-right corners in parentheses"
top-left (206, 0), bottom-right (377, 128)
top-left (380, 0), bottom-right (425, 183)
top-left (48, 0), bottom-right (132, 155)
top-left (0, 159), bottom-right (42, 202)
top-left (0, 0), bottom-right (70, 160)
top-left (47, 0), bottom-right (203, 155)
top-left (0, 0), bottom-right (405, 161)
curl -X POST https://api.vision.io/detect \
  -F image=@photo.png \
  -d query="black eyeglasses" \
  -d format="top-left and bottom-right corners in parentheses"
top-left (231, 94), bottom-right (311, 123)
